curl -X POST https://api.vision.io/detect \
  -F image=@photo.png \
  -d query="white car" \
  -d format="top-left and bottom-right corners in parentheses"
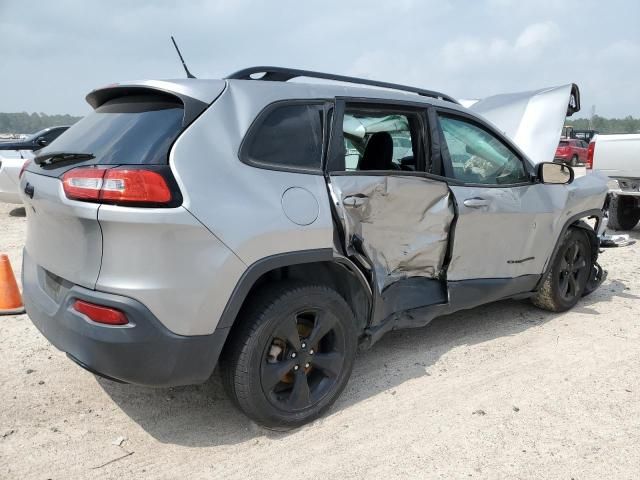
top-left (0, 150), bottom-right (33, 204)
top-left (587, 134), bottom-right (640, 230)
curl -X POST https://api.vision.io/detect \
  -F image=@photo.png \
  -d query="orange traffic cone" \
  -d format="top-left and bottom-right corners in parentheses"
top-left (0, 254), bottom-right (25, 315)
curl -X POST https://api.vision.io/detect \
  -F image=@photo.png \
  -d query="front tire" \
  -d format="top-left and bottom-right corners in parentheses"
top-left (221, 282), bottom-right (357, 429)
top-left (608, 195), bottom-right (640, 231)
top-left (532, 229), bottom-right (592, 312)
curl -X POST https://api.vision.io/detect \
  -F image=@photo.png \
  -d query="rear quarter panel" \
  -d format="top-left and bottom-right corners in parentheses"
top-left (96, 205), bottom-right (246, 336)
top-left (169, 81), bottom-right (335, 266)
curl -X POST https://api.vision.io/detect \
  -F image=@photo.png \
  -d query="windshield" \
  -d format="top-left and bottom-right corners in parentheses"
top-left (40, 95), bottom-right (184, 165)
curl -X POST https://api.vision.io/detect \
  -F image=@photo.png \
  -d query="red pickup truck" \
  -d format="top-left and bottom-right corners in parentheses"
top-left (554, 138), bottom-right (588, 166)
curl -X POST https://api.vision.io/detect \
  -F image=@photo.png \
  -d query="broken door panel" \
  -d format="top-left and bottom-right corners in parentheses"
top-left (329, 174), bottom-right (454, 292)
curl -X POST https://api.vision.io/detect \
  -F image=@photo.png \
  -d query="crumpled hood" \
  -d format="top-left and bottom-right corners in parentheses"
top-left (460, 84), bottom-right (580, 165)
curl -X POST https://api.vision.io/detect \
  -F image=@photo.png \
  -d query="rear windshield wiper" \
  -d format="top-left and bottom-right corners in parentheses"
top-left (34, 151), bottom-right (95, 166)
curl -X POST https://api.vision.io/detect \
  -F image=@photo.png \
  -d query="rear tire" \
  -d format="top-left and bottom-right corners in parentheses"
top-left (608, 195), bottom-right (640, 231)
top-left (570, 155), bottom-right (578, 166)
top-left (220, 282), bottom-right (357, 429)
top-left (532, 229), bottom-right (592, 312)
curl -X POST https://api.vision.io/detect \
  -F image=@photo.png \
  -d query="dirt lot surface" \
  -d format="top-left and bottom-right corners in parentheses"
top-left (1, 193), bottom-right (640, 479)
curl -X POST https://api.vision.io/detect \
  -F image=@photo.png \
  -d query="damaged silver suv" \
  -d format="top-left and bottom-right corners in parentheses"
top-left (21, 67), bottom-right (610, 428)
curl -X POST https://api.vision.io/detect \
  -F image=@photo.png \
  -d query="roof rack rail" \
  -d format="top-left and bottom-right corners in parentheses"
top-left (226, 66), bottom-right (458, 104)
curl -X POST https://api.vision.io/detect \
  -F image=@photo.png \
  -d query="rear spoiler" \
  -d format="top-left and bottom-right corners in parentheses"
top-left (85, 79), bottom-right (226, 125)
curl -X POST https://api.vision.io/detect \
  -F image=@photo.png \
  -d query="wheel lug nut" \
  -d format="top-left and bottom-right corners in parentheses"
top-left (309, 349), bottom-right (314, 355)
top-left (291, 352), bottom-right (297, 358)
top-left (305, 363), bottom-right (310, 368)
top-left (293, 365), bottom-right (299, 371)
top-left (301, 342), bottom-right (307, 349)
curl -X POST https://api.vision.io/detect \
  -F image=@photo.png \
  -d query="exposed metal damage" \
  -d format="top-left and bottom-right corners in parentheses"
top-left (330, 175), bottom-right (454, 292)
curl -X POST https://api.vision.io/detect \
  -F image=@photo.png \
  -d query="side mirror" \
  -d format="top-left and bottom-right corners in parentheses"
top-left (36, 137), bottom-right (48, 146)
top-left (538, 162), bottom-right (574, 185)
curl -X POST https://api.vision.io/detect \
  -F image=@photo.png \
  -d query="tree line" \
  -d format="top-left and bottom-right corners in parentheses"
top-left (565, 115), bottom-right (640, 134)
top-left (0, 112), bottom-right (82, 134)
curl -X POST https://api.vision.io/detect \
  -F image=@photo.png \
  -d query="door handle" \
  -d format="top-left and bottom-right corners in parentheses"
top-left (463, 197), bottom-right (489, 208)
top-left (343, 195), bottom-right (368, 208)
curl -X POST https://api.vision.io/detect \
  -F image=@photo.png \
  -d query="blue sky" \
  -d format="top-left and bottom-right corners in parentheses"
top-left (1, 0), bottom-right (638, 117)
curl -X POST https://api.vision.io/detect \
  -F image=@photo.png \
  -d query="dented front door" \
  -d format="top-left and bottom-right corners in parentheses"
top-left (436, 110), bottom-right (558, 281)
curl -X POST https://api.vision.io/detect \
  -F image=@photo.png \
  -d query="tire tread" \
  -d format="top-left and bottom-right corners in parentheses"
top-left (219, 281), bottom-right (356, 429)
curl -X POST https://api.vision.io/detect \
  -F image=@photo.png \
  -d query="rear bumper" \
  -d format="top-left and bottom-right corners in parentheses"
top-left (609, 188), bottom-right (640, 198)
top-left (23, 249), bottom-right (229, 387)
top-left (607, 178), bottom-right (640, 198)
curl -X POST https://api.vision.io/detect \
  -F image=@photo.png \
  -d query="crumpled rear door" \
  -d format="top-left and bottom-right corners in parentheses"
top-left (329, 173), bottom-right (454, 322)
top-left (326, 99), bottom-right (456, 323)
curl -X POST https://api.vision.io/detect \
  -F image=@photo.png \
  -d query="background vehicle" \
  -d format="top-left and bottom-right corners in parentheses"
top-left (587, 133), bottom-right (640, 230)
top-left (20, 68), bottom-right (609, 428)
top-left (555, 138), bottom-right (588, 165)
top-left (0, 126), bottom-right (69, 152)
top-left (0, 150), bottom-right (33, 204)
top-left (562, 126), bottom-right (598, 143)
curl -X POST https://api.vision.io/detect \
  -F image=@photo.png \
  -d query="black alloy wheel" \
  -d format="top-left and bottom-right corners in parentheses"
top-left (221, 283), bottom-right (357, 429)
top-left (531, 228), bottom-right (593, 312)
top-left (556, 239), bottom-right (589, 303)
top-left (261, 308), bottom-right (346, 412)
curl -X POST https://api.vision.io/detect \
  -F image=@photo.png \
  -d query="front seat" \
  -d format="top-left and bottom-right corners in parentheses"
top-left (358, 132), bottom-right (394, 171)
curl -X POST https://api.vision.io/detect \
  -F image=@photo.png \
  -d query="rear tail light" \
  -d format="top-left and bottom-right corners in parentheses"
top-left (62, 167), bottom-right (106, 201)
top-left (586, 141), bottom-right (596, 170)
top-left (73, 299), bottom-right (128, 325)
top-left (19, 159), bottom-right (31, 179)
top-left (101, 169), bottom-right (172, 203)
top-left (62, 167), bottom-right (173, 206)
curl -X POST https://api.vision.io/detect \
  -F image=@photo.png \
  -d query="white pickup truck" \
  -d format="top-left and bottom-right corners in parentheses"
top-left (587, 134), bottom-right (640, 230)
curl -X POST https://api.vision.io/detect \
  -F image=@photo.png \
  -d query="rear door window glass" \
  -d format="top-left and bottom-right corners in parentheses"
top-left (244, 104), bottom-right (324, 170)
top-left (341, 109), bottom-right (422, 172)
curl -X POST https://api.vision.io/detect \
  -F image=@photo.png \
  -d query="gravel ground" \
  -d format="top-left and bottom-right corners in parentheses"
top-left (1, 194), bottom-right (640, 479)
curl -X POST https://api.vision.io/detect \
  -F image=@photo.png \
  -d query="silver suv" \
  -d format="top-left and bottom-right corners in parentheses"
top-left (21, 67), bottom-right (610, 428)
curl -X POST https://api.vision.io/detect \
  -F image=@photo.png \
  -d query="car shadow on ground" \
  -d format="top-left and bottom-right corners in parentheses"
top-left (9, 207), bottom-right (25, 217)
top-left (98, 275), bottom-right (634, 448)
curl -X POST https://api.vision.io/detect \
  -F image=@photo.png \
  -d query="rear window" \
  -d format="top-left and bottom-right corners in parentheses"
top-left (559, 140), bottom-right (569, 146)
top-left (43, 94), bottom-right (184, 165)
top-left (242, 103), bottom-right (324, 171)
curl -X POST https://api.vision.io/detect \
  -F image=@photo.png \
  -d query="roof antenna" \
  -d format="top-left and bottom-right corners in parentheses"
top-left (171, 36), bottom-right (196, 79)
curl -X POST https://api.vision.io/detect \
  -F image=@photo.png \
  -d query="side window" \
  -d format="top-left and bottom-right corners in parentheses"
top-left (341, 108), bottom-right (422, 172)
top-left (244, 103), bottom-right (324, 170)
top-left (439, 115), bottom-right (528, 185)
top-left (42, 129), bottom-right (63, 142)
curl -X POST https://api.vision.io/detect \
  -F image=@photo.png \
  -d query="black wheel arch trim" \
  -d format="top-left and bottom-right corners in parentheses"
top-left (216, 248), bottom-right (372, 329)
top-left (536, 208), bottom-right (602, 290)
